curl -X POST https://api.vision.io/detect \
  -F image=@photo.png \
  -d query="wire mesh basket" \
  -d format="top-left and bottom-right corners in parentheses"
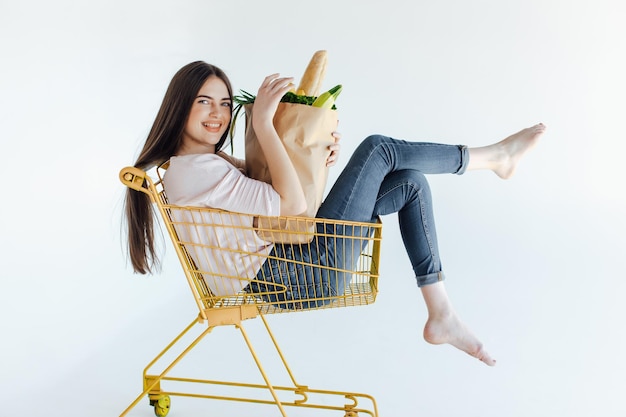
top-left (121, 165), bottom-right (382, 317)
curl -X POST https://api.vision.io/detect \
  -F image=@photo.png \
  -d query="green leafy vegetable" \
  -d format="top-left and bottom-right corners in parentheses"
top-left (233, 90), bottom-right (317, 106)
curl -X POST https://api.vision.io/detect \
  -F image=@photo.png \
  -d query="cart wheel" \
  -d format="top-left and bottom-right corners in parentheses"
top-left (152, 395), bottom-right (170, 417)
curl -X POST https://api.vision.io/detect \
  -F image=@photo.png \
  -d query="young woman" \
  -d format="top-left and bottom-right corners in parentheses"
top-left (125, 61), bottom-right (546, 366)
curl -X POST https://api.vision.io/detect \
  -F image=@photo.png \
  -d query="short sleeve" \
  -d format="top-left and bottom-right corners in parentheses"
top-left (163, 154), bottom-right (280, 216)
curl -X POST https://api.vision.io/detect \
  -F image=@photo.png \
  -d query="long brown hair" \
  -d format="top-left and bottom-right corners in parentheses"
top-left (124, 61), bottom-right (234, 274)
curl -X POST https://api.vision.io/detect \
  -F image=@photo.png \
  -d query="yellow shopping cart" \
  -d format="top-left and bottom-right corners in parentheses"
top-left (119, 164), bottom-right (383, 417)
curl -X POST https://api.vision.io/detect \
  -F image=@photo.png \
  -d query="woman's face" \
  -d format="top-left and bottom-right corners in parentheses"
top-left (179, 75), bottom-right (231, 155)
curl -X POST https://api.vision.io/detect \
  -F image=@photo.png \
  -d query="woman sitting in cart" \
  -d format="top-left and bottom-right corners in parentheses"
top-left (124, 61), bottom-right (546, 367)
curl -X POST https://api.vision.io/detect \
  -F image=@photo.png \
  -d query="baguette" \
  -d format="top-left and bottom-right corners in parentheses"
top-left (296, 50), bottom-right (328, 97)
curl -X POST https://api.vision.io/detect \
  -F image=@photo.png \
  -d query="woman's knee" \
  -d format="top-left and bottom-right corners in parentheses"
top-left (390, 169), bottom-right (430, 193)
top-left (361, 134), bottom-right (390, 149)
top-left (351, 135), bottom-right (393, 162)
top-left (407, 170), bottom-right (430, 190)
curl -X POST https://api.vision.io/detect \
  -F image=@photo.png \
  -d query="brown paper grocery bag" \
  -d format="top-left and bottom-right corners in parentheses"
top-left (244, 102), bottom-right (337, 244)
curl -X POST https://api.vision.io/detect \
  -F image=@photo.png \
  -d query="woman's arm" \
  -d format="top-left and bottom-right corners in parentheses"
top-left (252, 74), bottom-right (307, 216)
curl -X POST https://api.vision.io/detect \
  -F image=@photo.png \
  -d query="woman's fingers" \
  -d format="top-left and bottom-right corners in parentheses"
top-left (273, 78), bottom-right (294, 94)
top-left (260, 74), bottom-right (294, 93)
top-left (253, 74), bottom-right (294, 126)
top-left (261, 73), bottom-right (279, 86)
top-left (326, 138), bottom-right (341, 167)
top-left (326, 152), bottom-right (338, 166)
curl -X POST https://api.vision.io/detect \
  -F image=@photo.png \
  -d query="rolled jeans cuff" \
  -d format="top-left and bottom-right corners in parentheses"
top-left (415, 271), bottom-right (445, 287)
top-left (456, 145), bottom-right (469, 175)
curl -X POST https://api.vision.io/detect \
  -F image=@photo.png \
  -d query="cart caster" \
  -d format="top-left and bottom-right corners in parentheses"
top-left (149, 395), bottom-right (171, 417)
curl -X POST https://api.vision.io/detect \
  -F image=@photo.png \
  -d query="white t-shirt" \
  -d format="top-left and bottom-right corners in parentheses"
top-left (163, 152), bottom-right (280, 297)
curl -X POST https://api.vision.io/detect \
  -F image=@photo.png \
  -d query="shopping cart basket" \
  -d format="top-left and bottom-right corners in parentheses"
top-left (118, 164), bottom-right (382, 417)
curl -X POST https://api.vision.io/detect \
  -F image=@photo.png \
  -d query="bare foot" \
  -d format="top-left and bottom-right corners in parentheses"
top-left (492, 123), bottom-right (546, 179)
top-left (423, 311), bottom-right (496, 366)
top-left (467, 123), bottom-right (546, 178)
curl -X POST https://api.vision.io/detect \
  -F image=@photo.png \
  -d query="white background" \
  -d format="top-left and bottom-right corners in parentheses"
top-left (2, 1), bottom-right (625, 416)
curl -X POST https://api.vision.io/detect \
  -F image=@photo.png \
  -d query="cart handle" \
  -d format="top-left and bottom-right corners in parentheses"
top-left (119, 166), bottom-right (153, 196)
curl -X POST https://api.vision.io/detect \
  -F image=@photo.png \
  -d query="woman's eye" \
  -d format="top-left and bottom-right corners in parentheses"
top-left (199, 99), bottom-right (210, 104)
top-left (222, 102), bottom-right (232, 107)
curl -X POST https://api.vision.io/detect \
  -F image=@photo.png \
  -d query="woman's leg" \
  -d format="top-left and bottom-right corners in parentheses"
top-left (318, 123), bottom-right (546, 222)
top-left (317, 135), bottom-right (469, 222)
top-left (373, 169), bottom-right (495, 365)
top-left (374, 170), bottom-right (443, 286)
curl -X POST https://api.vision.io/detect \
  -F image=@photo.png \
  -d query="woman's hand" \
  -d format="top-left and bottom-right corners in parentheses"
top-left (252, 73), bottom-right (294, 133)
top-left (326, 131), bottom-right (341, 167)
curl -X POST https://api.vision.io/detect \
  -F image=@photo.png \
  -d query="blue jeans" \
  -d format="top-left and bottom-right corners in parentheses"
top-left (252, 135), bottom-right (469, 308)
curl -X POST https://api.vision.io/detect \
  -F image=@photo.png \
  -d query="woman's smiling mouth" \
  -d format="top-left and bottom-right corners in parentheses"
top-left (202, 122), bottom-right (222, 132)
